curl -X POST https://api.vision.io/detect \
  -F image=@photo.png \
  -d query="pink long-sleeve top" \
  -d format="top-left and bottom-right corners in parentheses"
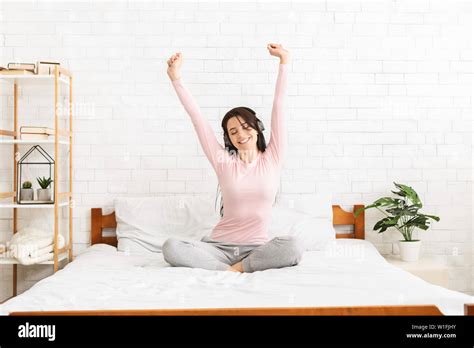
top-left (171, 63), bottom-right (288, 245)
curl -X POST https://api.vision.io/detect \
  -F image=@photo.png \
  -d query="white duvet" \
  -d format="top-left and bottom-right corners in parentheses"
top-left (1, 239), bottom-right (472, 315)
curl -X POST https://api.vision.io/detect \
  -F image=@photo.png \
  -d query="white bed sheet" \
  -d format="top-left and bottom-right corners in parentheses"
top-left (1, 239), bottom-right (472, 315)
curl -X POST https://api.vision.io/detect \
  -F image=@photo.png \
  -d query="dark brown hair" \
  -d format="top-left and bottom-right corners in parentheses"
top-left (221, 107), bottom-right (266, 154)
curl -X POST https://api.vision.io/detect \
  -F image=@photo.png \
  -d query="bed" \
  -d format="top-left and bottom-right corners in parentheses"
top-left (2, 204), bottom-right (473, 316)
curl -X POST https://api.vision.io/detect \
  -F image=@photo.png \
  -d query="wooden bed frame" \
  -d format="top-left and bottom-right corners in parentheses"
top-left (11, 204), bottom-right (474, 316)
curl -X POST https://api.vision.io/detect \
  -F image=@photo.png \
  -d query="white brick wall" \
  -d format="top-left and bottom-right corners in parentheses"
top-left (0, 0), bottom-right (472, 300)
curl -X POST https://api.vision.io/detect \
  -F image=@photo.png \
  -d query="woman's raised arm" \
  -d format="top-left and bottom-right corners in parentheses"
top-left (167, 53), bottom-right (225, 172)
top-left (265, 44), bottom-right (289, 168)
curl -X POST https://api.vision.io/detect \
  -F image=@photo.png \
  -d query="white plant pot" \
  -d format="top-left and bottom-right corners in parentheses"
top-left (20, 188), bottom-right (34, 201)
top-left (37, 188), bottom-right (52, 201)
top-left (399, 240), bottom-right (421, 262)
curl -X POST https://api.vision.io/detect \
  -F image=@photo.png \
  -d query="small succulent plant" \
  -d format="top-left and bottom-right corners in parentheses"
top-left (22, 181), bottom-right (32, 189)
top-left (36, 176), bottom-right (53, 189)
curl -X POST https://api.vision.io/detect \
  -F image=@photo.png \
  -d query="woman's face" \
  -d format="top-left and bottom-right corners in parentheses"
top-left (226, 116), bottom-right (259, 152)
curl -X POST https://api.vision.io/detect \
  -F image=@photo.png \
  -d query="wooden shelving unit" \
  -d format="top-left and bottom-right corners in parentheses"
top-left (0, 66), bottom-right (73, 298)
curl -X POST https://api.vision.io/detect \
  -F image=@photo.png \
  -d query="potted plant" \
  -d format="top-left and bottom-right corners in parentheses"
top-left (20, 181), bottom-right (34, 201)
top-left (36, 176), bottom-right (53, 202)
top-left (354, 182), bottom-right (440, 262)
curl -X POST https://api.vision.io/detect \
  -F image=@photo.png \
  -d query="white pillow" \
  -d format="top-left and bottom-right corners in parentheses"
top-left (275, 193), bottom-right (333, 220)
top-left (269, 197), bottom-right (335, 251)
top-left (114, 195), bottom-right (220, 254)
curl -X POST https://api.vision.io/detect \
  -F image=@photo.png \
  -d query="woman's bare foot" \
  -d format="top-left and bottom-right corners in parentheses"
top-left (227, 261), bottom-right (244, 273)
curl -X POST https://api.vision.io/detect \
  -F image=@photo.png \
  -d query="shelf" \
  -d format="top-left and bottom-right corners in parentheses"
top-left (0, 69), bottom-right (73, 282)
top-left (0, 201), bottom-right (69, 209)
top-left (0, 251), bottom-right (69, 265)
top-left (0, 139), bottom-right (70, 145)
top-left (0, 74), bottom-right (70, 85)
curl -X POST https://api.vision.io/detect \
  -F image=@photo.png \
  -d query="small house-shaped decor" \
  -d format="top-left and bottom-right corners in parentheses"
top-left (17, 145), bottom-right (55, 204)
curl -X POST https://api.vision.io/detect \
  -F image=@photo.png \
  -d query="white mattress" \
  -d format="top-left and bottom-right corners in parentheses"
top-left (1, 239), bottom-right (472, 315)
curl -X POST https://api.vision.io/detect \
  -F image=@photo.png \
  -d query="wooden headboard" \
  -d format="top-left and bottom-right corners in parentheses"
top-left (91, 204), bottom-right (365, 246)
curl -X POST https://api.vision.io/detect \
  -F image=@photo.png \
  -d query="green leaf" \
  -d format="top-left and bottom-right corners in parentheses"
top-left (423, 214), bottom-right (440, 222)
top-left (391, 182), bottom-right (421, 206)
top-left (373, 216), bottom-right (400, 233)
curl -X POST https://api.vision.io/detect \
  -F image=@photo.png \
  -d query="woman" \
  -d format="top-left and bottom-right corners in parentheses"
top-left (163, 43), bottom-right (304, 273)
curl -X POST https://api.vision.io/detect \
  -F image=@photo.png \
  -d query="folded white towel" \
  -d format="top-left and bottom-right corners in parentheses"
top-left (9, 227), bottom-right (57, 249)
top-left (15, 251), bottom-right (56, 265)
top-left (8, 227), bottom-right (66, 265)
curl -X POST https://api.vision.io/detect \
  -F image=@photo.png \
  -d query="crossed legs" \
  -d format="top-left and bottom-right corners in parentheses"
top-left (162, 236), bottom-right (304, 273)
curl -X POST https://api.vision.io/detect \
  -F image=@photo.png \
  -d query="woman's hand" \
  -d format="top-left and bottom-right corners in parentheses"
top-left (167, 52), bottom-right (183, 81)
top-left (267, 43), bottom-right (290, 64)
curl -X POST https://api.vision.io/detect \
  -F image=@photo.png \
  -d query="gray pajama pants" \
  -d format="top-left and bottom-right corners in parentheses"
top-left (162, 235), bottom-right (304, 273)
